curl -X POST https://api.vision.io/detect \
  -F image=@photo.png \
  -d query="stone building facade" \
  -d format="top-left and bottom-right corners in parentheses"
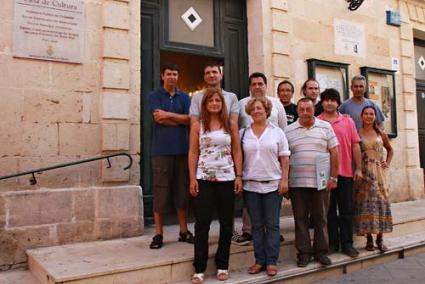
top-left (0, 0), bottom-right (424, 270)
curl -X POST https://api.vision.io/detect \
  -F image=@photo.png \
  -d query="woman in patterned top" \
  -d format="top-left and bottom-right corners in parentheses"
top-left (188, 87), bottom-right (242, 283)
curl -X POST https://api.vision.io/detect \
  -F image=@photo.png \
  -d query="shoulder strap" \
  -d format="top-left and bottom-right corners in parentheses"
top-left (240, 127), bottom-right (247, 161)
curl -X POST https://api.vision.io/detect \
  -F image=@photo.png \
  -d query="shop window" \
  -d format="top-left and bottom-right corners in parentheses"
top-left (307, 59), bottom-right (350, 100)
top-left (360, 67), bottom-right (397, 138)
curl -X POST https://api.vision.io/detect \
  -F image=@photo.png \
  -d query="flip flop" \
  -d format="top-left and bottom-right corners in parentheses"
top-left (191, 273), bottom-right (204, 284)
top-left (217, 269), bottom-right (229, 281)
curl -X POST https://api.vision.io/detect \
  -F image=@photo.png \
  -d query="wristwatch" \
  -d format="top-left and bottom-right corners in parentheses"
top-left (330, 176), bottom-right (338, 183)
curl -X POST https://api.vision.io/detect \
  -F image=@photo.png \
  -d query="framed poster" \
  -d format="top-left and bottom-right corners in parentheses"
top-left (360, 67), bottom-right (397, 138)
top-left (307, 59), bottom-right (350, 100)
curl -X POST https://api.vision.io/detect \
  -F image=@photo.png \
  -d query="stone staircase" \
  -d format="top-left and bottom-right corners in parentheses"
top-left (1, 200), bottom-right (425, 284)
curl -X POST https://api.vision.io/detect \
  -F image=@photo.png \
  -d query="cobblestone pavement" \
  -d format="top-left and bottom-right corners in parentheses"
top-left (317, 252), bottom-right (425, 284)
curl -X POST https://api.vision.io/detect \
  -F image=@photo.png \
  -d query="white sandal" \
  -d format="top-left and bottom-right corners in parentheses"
top-left (217, 269), bottom-right (229, 281)
top-left (191, 273), bottom-right (204, 284)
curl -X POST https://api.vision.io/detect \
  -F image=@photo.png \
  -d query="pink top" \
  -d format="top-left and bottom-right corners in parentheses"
top-left (318, 113), bottom-right (360, 177)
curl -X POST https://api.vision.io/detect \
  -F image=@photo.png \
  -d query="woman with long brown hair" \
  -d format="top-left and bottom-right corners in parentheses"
top-left (354, 106), bottom-right (394, 252)
top-left (188, 87), bottom-right (242, 283)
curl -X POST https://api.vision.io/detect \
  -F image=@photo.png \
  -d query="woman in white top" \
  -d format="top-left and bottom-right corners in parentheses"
top-left (241, 97), bottom-right (290, 276)
top-left (188, 87), bottom-right (242, 283)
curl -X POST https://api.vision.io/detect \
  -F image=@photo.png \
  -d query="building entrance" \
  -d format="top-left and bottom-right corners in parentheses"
top-left (141, 0), bottom-right (248, 224)
top-left (160, 51), bottom-right (223, 95)
top-left (414, 39), bottom-right (425, 175)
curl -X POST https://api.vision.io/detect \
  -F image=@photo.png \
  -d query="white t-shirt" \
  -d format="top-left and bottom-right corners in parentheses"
top-left (239, 96), bottom-right (287, 130)
top-left (240, 123), bottom-right (290, 193)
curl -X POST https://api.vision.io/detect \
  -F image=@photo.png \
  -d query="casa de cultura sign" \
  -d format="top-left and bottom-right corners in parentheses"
top-left (13, 0), bottom-right (85, 63)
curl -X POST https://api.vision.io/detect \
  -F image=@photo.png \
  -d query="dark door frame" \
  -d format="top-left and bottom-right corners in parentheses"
top-left (415, 79), bottom-right (425, 169)
top-left (141, 0), bottom-right (249, 224)
top-left (414, 38), bottom-right (425, 170)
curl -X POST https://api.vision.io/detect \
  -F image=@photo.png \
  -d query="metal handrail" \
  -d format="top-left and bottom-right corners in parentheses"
top-left (0, 153), bottom-right (133, 185)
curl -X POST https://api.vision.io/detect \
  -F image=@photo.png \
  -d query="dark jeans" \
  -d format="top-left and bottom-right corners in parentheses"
top-left (193, 180), bottom-right (235, 273)
top-left (327, 176), bottom-right (354, 250)
top-left (244, 190), bottom-right (282, 265)
top-left (290, 188), bottom-right (330, 257)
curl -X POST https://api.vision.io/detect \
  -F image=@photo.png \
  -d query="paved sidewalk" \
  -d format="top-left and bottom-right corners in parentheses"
top-left (318, 252), bottom-right (425, 284)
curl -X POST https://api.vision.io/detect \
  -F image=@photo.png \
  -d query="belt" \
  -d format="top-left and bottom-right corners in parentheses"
top-left (246, 180), bottom-right (271, 184)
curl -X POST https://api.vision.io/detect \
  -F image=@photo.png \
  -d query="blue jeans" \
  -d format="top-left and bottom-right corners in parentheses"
top-left (244, 190), bottom-right (282, 265)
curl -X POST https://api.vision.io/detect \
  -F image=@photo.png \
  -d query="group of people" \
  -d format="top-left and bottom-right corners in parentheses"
top-left (148, 62), bottom-right (394, 283)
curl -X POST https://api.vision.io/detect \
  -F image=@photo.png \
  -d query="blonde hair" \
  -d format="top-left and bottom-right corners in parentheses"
top-left (245, 96), bottom-right (272, 118)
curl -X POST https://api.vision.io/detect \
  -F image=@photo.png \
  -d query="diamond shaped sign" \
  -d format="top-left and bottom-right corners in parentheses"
top-left (181, 7), bottom-right (203, 31)
top-left (418, 56), bottom-right (425, 71)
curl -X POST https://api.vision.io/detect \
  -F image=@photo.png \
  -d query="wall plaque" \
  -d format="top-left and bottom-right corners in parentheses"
top-left (13, 0), bottom-right (85, 63)
top-left (334, 19), bottom-right (365, 58)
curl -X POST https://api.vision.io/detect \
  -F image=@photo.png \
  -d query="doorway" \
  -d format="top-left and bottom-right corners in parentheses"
top-left (414, 39), bottom-right (425, 173)
top-left (141, 0), bottom-right (248, 224)
top-left (160, 51), bottom-right (223, 95)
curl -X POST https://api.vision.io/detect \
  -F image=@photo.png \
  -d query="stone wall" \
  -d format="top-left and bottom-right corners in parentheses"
top-left (0, 185), bottom-right (143, 270)
top-left (247, 0), bottom-right (424, 201)
top-left (0, 0), bottom-right (143, 270)
top-left (0, 0), bottom-right (141, 190)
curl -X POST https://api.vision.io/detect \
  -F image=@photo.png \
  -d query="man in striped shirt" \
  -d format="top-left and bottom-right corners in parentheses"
top-left (285, 97), bottom-right (339, 267)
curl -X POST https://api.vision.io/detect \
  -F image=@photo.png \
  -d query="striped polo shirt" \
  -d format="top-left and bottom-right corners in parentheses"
top-left (284, 118), bottom-right (339, 189)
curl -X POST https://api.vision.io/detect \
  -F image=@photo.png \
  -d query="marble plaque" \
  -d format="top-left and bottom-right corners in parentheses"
top-left (13, 0), bottom-right (85, 63)
top-left (334, 19), bottom-right (365, 58)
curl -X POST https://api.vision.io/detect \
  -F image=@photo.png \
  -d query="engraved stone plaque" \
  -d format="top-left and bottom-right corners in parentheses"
top-left (13, 0), bottom-right (85, 63)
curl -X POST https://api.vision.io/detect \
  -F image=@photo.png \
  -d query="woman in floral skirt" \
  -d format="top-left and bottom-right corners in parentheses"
top-left (354, 106), bottom-right (394, 252)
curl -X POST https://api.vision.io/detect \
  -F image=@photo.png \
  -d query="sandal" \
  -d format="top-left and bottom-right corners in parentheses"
top-left (248, 263), bottom-right (263, 274)
top-left (191, 273), bottom-right (204, 284)
top-left (376, 234), bottom-right (388, 253)
top-left (266, 265), bottom-right (278, 276)
top-left (217, 269), bottom-right (229, 281)
top-left (365, 234), bottom-right (374, 251)
top-left (179, 230), bottom-right (195, 244)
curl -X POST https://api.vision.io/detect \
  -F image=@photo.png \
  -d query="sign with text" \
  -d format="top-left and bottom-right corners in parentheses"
top-left (14, 0), bottom-right (85, 63)
top-left (334, 19), bottom-right (365, 57)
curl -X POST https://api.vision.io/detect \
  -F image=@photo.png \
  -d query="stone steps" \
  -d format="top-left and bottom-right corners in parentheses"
top-left (0, 269), bottom-right (39, 284)
top-left (24, 199), bottom-right (425, 284)
top-left (181, 231), bottom-right (425, 284)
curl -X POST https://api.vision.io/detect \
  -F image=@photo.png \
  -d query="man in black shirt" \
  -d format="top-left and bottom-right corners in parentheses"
top-left (277, 80), bottom-right (298, 125)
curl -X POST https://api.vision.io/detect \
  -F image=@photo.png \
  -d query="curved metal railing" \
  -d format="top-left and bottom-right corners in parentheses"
top-left (0, 153), bottom-right (133, 185)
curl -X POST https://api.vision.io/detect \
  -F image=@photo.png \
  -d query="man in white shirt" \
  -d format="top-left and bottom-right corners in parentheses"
top-left (239, 72), bottom-right (287, 130)
top-left (233, 72), bottom-right (287, 245)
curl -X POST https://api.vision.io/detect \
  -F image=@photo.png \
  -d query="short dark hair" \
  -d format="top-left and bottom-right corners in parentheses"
top-left (249, 72), bottom-right (267, 86)
top-left (161, 63), bottom-right (179, 75)
top-left (296, 97), bottom-right (315, 107)
top-left (203, 62), bottom-right (222, 74)
top-left (301, 78), bottom-right (319, 95)
top-left (320, 88), bottom-right (341, 106)
top-left (277, 80), bottom-right (294, 93)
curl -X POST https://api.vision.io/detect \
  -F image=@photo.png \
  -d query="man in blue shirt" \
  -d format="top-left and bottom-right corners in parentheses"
top-left (148, 63), bottom-right (193, 249)
top-left (339, 75), bottom-right (385, 131)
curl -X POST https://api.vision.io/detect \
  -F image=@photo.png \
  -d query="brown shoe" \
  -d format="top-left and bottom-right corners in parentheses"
top-left (365, 234), bottom-right (374, 251)
top-left (376, 234), bottom-right (388, 253)
top-left (266, 265), bottom-right (278, 276)
top-left (248, 263), bottom-right (263, 274)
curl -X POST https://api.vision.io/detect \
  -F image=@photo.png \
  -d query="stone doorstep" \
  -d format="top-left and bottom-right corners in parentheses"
top-left (26, 200), bottom-right (425, 284)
